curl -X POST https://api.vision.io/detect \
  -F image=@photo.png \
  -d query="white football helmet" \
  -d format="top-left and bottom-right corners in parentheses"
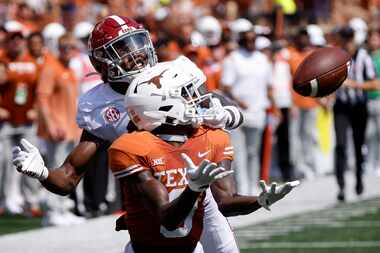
top-left (196, 16), bottom-right (222, 46)
top-left (125, 56), bottom-right (217, 131)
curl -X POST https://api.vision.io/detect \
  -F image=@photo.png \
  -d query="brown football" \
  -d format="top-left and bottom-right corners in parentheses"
top-left (293, 47), bottom-right (351, 97)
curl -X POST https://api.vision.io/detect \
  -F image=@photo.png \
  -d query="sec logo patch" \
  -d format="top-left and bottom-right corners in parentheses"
top-left (104, 106), bottom-right (120, 123)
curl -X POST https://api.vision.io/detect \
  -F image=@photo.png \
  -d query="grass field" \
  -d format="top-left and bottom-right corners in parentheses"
top-left (1, 198), bottom-right (380, 253)
top-left (0, 214), bottom-right (42, 236)
top-left (238, 198), bottom-right (380, 253)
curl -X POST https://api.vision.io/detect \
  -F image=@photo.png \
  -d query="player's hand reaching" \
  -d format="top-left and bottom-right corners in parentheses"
top-left (12, 138), bottom-right (49, 181)
top-left (201, 98), bottom-right (231, 129)
top-left (258, 180), bottom-right (300, 211)
top-left (181, 153), bottom-right (233, 192)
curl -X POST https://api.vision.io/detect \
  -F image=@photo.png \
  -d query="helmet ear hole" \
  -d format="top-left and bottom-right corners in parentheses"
top-left (159, 105), bottom-right (173, 112)
top-left (165, 116), bottom-right (176, 125)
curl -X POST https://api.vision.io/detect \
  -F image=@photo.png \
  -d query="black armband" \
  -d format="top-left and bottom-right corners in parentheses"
top-left (224, 105), bottom-right (244, 130)
top-left (210, 91), bottom-right (244, 129)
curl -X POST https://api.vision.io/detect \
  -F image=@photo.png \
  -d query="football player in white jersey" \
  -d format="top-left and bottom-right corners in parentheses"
top-left (12, 15), bottom-right (246, 253)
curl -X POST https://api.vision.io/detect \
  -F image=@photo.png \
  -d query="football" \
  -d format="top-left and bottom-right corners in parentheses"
top-left (293, 47), bottom-right (351, 97)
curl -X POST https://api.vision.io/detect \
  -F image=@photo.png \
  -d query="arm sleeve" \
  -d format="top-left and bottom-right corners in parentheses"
top-left (108, 148), bottom-right (149, 179)
top-left (210, 91), bottom-right (244, 130)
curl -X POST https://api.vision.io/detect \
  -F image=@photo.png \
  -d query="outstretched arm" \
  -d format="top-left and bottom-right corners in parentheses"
top-left (211, 160), bottom-right (299, 216)
top-left (211, 160), bottom-right (261, 216)
top-left (13, 130), bottom-right (104, 195)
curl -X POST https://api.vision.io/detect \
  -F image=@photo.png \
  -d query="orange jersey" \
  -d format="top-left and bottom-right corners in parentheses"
top-left (0, 51), bottom-right (38, 125)
top-left (109, 127), bottom-right (233, 253)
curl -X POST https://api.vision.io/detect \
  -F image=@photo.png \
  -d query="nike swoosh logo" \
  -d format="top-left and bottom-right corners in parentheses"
top-left (198, 150), bottom-right (211, 158)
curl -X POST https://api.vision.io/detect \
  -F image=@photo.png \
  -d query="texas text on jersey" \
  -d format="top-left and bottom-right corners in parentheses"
top-left (109, 127), bottom-right (233, 253)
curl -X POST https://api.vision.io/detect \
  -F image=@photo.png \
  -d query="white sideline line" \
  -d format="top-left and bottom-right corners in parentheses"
top-left (241, 241), bottom-right (380, 249)
top-left (237, 220), bottom-right (380, 230)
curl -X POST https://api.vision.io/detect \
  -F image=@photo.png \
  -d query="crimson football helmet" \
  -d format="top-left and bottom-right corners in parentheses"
top-left (89, 15), bottom-right (157, 83)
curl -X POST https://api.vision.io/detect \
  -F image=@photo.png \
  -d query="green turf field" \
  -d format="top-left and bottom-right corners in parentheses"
top-left (1, 198), bottom-right (380, 253)
top-left (238, 198), bottom-right (380, 253)
top-left (0, 214), bottom-right (42, 235)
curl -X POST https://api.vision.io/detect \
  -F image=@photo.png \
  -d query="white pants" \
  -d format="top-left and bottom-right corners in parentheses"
top-left (200, 189), bottom-right (239, 253)
top-left (123, 190), bottom-right (239, 253)
top-left (231, 127), bottom-right (264, 195)
top-left (291, 108), bottom-right (318, 175)
top-left (123, 242), bottom-right (204, 253)
top-left (201, 199), bottom-right (239, 253)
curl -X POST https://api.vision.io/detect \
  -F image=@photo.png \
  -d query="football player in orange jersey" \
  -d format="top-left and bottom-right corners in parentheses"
top-left (108, 62), bottom-right (299, 253)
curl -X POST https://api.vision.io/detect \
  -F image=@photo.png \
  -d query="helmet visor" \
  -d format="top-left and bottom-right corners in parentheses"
top-left (109, 31), bottom-right (151, 72)
top-left (93, 30), bottom-right (156, 81)
top-left (179, 81), bottom-right (215, 119)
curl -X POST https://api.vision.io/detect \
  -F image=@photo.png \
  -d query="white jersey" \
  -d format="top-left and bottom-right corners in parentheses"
top-left (76, 83), bottom-right (129, 142)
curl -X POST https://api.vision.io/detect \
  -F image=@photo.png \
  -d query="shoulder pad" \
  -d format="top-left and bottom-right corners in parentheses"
top-left (111, 131), bottom-right (153, 156)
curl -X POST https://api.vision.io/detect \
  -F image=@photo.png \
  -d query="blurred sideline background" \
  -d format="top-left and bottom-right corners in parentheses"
top-left (1, 0), bottom-right (380, 252)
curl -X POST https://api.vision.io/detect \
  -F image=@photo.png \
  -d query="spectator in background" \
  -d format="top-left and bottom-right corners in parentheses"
top-left (287, 27), bottom-right (319, 179)
top-left (0, 31), bottom-right (40, 215)
top-left (334, 26), bottom-right (378, 202)
top-left (270, 40), bottom-right (296, 181)
top-left (184, 16), bottom-right (225, 92)
top-left (367, 27), bottom-right (380, 177)
top-left (36, 33), bottom-right (83, 225)
top-left (27, 31), bottom-right (57, 70)
top-left (221, 18), bottom-right (279, 195)
top-left (71, 21), bottom-right (101, 95)
top-left (27, 31), bottom-right (61, 165)
top-left (42, 22), bottom-right (66, 56)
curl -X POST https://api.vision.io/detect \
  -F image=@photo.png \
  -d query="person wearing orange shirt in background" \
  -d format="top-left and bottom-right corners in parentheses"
top-left (36, 33), bottom-right (84, 226)
top-left (0, 31), bottom-right (40, 215)
top-left (287, 27), bottom-right (320, 179)
top-left (27, 31), bottom-right (58, 73)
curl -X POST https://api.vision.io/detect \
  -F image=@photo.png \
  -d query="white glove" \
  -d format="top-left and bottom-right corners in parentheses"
top-left (12, 138), bottom-right (49, 181)
top-left (257, 180), bottom-right (300, 211)
top-left (201, 98), bottom-right (231, 129)
top-left (181, 153), bottom-right (233, 192)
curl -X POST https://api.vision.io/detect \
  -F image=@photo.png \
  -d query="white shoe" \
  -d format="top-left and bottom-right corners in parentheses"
top-left (62, 212), bottom-right (86, 225)
top-left (42, 212), bottom-right (68, 227)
